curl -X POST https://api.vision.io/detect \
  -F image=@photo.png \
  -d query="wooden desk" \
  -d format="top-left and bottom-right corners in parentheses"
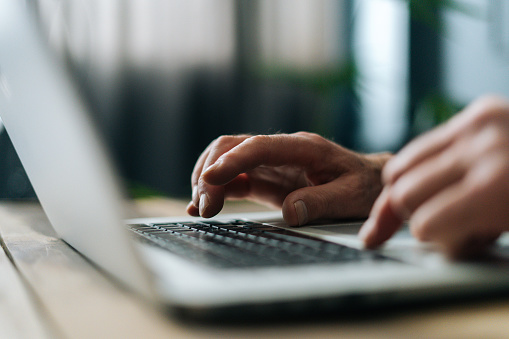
top-left (1, 199), bottom-right (509, 339)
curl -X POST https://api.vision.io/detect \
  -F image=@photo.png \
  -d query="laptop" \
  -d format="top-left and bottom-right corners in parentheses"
top-left (2, 0), bottom-right (509, 321)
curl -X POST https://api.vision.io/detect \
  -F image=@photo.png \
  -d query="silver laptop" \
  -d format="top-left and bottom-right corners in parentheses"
top-left (2, 0), bottom-right (509, 320)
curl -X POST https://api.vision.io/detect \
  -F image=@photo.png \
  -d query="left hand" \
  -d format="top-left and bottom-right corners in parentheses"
top-left (187, 132), bottom-right (390, 226)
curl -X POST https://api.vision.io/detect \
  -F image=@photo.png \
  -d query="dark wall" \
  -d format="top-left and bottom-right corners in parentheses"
top-left (0, 131), bottom-right (36, 199)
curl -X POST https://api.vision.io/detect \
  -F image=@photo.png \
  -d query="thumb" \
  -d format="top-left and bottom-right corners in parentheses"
top-left (281, 182), bottom-right (368, 226)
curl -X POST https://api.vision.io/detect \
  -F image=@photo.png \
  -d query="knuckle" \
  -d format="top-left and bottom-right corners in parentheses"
top-left (472, 156), bottom-right (509, 193)
top-left (482, 127), bottom-right (509, 153)
top-left (476, 94), bottom-right (509, 108)
top-left (218, 151), bottom-right (240, 168)
top-left (463, 124), bottom-right (509, 166)
top-left (211, 135), bottom-right (251, 161)
top-left (246, 134), bottom-right (270, 145)
top-left (468, 96), bottom-right (509, 125)
top-left (293, 132), bottom-right (333, 160)
top-left (296, 131), bottom-right (325, 144)
top-left (214, 135), bottom-right (235, 147)
top-left (294, 131), bottom-right (315, 138)
top-left (214, 134), bottom-right (251, 148)
top-left (388, 185), bottom-right (412, 217)
top-left (196, 178), bottom-right (209, 197)
top-left (243, 135), bottom-right (275, 157)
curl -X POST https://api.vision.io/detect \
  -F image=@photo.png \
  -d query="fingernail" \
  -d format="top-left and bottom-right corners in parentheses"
top-left (204, 160), bottom-right (222, 175)
top-left (294, 200), bottom-right (308, 226)
top-left (199, 193), bottom-right (209, 216)
top-left (358, 217), bottom-right (376, 244)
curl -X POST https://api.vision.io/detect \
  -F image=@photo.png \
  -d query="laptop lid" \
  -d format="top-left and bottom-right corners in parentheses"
top-left (0, 0), bottom-right (155, 301)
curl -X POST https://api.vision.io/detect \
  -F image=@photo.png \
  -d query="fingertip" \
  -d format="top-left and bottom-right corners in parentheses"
top-left (186, 201), bottom-right (200, 217)
top-left (294, 200), bottom-right (309, 226)
top-left (282, 200), bottom-right (300, 227)
top-left (358, 218), bottom-right (374, 244)
top-left (358, 218), bottom-right (384, 249)
top-left (198, 193), bottom-right (224, 218)
top-left (359, 191), bottom-right (404, 248)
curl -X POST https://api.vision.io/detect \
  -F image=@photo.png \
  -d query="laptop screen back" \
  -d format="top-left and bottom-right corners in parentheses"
top-left (0, 0), bottom-right (154, 300)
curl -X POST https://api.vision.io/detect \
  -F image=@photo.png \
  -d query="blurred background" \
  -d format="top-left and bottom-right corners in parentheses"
top-left (1, 0), bottom-right (509, 200)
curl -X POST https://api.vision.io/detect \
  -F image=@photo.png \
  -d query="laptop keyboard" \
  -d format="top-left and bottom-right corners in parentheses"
top-left (128, 220), bottom-right (386, 269)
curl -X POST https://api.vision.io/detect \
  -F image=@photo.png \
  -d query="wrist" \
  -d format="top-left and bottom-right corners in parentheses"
top-left (363, 152), bottom-right (393, 171)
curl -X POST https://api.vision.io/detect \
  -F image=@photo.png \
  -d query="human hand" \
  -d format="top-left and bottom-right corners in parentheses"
top-left (187, 132), bottom-right (390, 226)
top-left (360, 95), bottom-right (509, 258)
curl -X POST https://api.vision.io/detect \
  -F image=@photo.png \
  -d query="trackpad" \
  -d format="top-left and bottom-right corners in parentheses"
top-left (273, 221), bottom-right (443, 266)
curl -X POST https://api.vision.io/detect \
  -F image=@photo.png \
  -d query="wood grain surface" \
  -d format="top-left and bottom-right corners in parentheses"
top-left (1, 200), bottom-right (509, 339)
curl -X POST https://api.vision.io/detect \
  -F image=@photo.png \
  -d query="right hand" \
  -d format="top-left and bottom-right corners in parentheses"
top-left (187, 132), bottom-right (390, 226)
top-left (360, 95), bottom-right (509, 258)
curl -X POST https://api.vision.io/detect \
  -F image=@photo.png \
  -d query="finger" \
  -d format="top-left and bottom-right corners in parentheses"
top-left (280, 175), bottom-right (379, 227)
top-left (188, 174), bottom-right (257, 218)
top-left (388, 142), bottom-right (468, 219)
top-left (191, 147), bottom-right (212, 207)
top-left (358, 187), bottom-right (404, 248)
top-left (203, 133), bottom-right (343, 186)
top-left (408, 177), bottom-right (500, 257)
top-left (194, 135), bottom-right (251, 217)
top-left (383, 96), bottom-right (509, 184)
top-left (191, 139), bottom-right (224, 209)
top-left (191, 144), bottom-right (212, 188)
top-left (221, 174), bottom-right (251, 199)
top-left (221, 168), bottom-right (306, 209)
top-left (194, 176), bottom-right (225, 218)
top-left (201, 135), bottom-right (253, 174)
top-left (191, 135), bottom-right (250, 196)
top-left (186, 201), bottom-right (200, 217)
top-left (382, 121), bottom-right (458, 185)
